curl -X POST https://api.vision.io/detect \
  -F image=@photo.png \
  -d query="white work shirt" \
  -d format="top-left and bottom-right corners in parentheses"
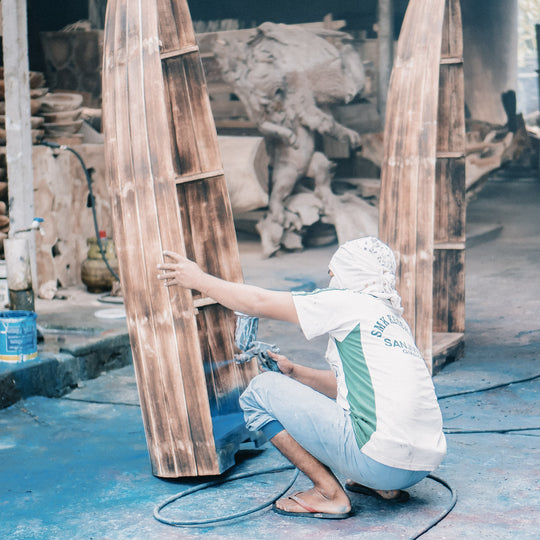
top-left (292, 288), bottom-right (447, 471)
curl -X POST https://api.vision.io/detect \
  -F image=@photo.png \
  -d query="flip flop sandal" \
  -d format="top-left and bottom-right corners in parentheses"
top-left (272, 493), bottom-right (353, 520)
top-left (345, 483), bottom-right (410, 502)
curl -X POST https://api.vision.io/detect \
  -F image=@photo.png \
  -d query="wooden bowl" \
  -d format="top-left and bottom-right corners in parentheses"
top-left (30, 99), bottom-right (42, 115)
top-left (30, 87), bottom-right (49, 98)
top-left (31, 129), bottom-right (45, 144)
top-left (42, 133), bottom-right (84, 146)
top-left (40, 93), bottom-right (84, 112)
top-left (29, 71), bottom-right (46, 89)
top-left (41, 108), bottom-right (82, 123)
top-left (0, 101), bottom-right (43, 116)
top-left (44, 119), bottom-right (83, 135)
top-left (32, 116), bottom-right (45, 129)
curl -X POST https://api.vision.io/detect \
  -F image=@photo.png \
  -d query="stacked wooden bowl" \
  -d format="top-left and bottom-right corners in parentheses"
top-left (0, 69), bottom-right (48, 146)
top-left (40, 92), bottom-right (84, 145)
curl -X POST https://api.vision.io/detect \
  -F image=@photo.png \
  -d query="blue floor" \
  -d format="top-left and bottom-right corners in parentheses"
top-left (1, 171), bottom-right (539, 539)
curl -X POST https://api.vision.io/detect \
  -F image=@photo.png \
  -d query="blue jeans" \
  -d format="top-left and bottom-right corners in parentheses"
top-left (239, 372), bottom-right (429, 491)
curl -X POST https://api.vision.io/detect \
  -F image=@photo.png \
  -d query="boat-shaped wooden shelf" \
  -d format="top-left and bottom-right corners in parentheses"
top-left (102, 0), bottom-right (258, 478)
top-left (102, 0), bottom-right (464, 478)
top-left (379, 0), bottom-right (466, 374)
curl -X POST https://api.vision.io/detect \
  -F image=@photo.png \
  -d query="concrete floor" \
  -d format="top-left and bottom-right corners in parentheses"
top-left (0, 169), bottom-right (539, 539)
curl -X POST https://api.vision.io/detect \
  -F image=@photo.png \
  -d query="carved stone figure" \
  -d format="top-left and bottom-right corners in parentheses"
top-left (214, 22), bottom-right (370, 256)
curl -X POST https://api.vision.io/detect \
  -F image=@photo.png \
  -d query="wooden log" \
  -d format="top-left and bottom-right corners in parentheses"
top-left (218, 135), bottom-right (269, 213)
top-left (32, 144), bottom-right (113, 288)
top-left (102, 0), bottom-right (257, 478)
top-left (196, 20), bottom-right (348, 57)
top-left (465, 131), bottom-right (512, 196)
top-left (501, 113), bottom-right (535, 166)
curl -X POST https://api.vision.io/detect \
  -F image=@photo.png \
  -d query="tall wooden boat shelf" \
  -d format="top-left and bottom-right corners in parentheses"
top-left (102, 0), bottom-right (465, 477)
top-left (102, 0), bottom-right (258, 478)
top-left (379, 0), bottom-right (466, 374)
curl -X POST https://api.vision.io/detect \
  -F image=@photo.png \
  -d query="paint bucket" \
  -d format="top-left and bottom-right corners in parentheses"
top-left (234, 312), bottom-right (259, 351)
top-left (0, 310), bottom-right (38, 362)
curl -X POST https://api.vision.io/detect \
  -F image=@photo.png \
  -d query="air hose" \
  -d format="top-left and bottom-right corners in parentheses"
top-left (151, 468), bottom-right (456, 537)
top-left (410, 474), bottom-right (457, 539)
top-left (38, 140), bottom-right (120, 282)
top-left (154, 465), bottom-right (299, 527)
top-left (60, 373), bottom-right (539, 533)
top-left (149, 372), bottom-right (539, 535)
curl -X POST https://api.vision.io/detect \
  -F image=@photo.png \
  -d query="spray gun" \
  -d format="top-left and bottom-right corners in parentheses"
top-left (233, 313), bottom-right (281, 372)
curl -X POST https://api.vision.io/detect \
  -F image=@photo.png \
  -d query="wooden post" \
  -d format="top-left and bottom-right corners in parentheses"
top-left (1, 0), bottom-right (37, 290)
top-left (377, 0), bottom-right (394, 123)
top-left (536, 24), bottom-right (540, 115)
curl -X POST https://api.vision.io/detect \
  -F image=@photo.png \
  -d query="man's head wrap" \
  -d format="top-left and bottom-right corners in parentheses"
top-left (328, 237), bottom-right (403, 314)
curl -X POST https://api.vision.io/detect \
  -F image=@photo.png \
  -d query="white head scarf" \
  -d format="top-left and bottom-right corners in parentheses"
top-left (328, 237), bottom-right (403, 314)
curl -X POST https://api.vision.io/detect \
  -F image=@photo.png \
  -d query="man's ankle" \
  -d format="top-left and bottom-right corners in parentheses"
top-left (314, 483), bottom-right (348, 501)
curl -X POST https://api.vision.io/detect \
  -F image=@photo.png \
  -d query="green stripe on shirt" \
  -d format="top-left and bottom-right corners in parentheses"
top-left (335, 323), bottom-right (377, 447)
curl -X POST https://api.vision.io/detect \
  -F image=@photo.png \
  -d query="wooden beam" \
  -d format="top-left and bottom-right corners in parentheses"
top-left (1, 0), bottom-right (37, 287)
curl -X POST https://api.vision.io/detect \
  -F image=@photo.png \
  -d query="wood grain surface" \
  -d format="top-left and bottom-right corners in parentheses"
top-left (102, 0), bottom-right (256, 477)
top-left (379, 0), bottom-right (465, 372)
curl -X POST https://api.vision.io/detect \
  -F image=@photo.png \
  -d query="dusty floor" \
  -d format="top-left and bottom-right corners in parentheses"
top-left (0, 169), bottom-right (539, 539)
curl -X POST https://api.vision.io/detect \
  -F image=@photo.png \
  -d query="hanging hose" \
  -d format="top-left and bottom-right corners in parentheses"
top-left (38, 140), bottom-right (120, 282)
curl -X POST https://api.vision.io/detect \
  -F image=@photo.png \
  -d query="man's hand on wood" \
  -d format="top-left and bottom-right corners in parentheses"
top-left (157, 251), bottom-right (205, 290)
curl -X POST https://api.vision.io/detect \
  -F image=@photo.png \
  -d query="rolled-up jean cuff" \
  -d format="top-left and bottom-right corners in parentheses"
top-left (260, 420), bottom-right (284, 440)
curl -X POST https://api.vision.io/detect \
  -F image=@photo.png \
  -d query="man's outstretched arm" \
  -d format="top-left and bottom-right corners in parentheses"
top-left (157, 250), bottom-right (299, 325)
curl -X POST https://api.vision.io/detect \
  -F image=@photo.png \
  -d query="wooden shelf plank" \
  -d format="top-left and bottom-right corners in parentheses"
top-left (433, 332), bottom-right (464, 373)
top-left (433, 332), bottom-right (464, 357)
top-left (434, 242), bottom-right (465, 250)
top-left (160, 44), bottom-right (199, 60)
top-left (436, 151), bottom-right (465, 159)
top-left (440, 56), bottom-right (464, 65)
top-left (193, 296), bottom-right (217, 308)
top-left (175, 169), bottom-right (224, 184)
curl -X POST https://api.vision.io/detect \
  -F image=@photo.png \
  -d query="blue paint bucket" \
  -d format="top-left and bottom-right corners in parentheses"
top-left (0, 310), bottom-right (38, 362)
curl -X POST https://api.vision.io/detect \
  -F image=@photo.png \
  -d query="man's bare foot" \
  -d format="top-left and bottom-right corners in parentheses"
top-left (274, 486), bottom-right (351, 516)
top-left (345, 480), bottom-right (410, 502)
